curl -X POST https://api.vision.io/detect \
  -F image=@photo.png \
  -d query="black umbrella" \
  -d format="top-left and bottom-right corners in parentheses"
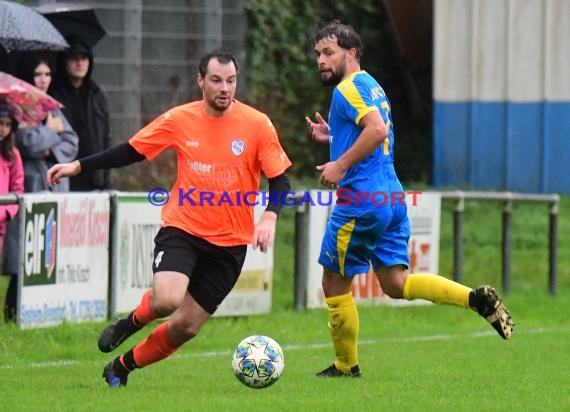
top-left (0, 0), bottom-right (69, 52)
top-left (35, 2), bottom-right (107, 48)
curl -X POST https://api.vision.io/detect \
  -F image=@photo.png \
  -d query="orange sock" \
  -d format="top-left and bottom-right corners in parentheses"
top-left (133, 321), bottom-right (180, 368)
top-left (133, 288), bottom-right (155, 326)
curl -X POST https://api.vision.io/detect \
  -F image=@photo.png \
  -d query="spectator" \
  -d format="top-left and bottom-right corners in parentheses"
top-left (15, 54), bottom-right (79, 192)
top-left (0, 101), bottom-right (24, 322)
top-left (50, 40), bottom-right (110, 191)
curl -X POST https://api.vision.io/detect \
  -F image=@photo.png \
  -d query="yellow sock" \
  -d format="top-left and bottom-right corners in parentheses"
top-left (324, 292), bottom-right (359, 373)
top-left (403, 273), bottom-right (471, 308)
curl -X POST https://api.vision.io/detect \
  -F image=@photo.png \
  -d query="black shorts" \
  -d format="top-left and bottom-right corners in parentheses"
top-left (152, 226), bottom-right (247, 314)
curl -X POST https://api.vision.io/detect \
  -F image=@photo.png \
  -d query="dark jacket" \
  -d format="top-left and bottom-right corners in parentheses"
top-left (50, 42), bottom-right (111, 190)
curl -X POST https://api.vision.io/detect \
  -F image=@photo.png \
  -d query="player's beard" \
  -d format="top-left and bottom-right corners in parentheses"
top-left (207, 94), bottom-right (232, 113)
top-left (319, 59), bottom-right (347, 86)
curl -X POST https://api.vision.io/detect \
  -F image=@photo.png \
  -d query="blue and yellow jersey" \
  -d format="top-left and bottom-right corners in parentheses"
top-left (328, 70), bottom-right (398, 200)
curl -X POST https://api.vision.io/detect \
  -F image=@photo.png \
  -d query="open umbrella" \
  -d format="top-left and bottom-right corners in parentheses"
top-left (0, 0), bottom-right (69, 52)
top-left (0, 71), bottom-right (63, 128)
top-left (35, 3), bottom-right (107, 48)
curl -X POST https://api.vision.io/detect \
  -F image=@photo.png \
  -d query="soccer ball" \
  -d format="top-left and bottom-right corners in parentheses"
top-left (232, 335), bottom-right (285, 389)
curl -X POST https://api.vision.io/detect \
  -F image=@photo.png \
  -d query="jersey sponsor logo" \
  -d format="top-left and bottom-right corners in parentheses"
top-left (231, 139), bottom-right (245, 156)
top-left (185, 140), bottom-right (199, 147)
top-left (187, 161), bottom-right (212, 173)
top-left (23, 202), bottom-right (58, 286)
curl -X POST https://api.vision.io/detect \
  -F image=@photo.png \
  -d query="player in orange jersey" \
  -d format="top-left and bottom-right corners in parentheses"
top-left (47, 49), bottom-right (292, 387)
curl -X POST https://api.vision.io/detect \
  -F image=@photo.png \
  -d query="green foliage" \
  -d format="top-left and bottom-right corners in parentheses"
top-left (244, 0), bottom-right (328, 177)
top-left (244, 0), bottom-right (431, 182)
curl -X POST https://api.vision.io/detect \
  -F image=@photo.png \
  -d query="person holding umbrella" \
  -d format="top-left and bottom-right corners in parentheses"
top-left (15, 54), bottom-right (78, 192)
top-left (50, 39), bottom-right (110, 191)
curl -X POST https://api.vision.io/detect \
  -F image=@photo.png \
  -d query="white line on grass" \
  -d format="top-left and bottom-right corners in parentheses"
top-left (1, 325), bottom-right (567, 370)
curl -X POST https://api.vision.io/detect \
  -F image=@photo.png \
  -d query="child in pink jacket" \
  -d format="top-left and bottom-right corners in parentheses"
top-left (0, 103), bottom-right (24, 253)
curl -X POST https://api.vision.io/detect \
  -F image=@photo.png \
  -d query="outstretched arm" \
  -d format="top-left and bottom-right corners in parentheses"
top-left (47, 142), bottom-right (145, 186)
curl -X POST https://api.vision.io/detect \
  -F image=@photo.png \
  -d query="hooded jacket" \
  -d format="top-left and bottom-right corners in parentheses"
top-left (50, 41), bottom-right (111, 190)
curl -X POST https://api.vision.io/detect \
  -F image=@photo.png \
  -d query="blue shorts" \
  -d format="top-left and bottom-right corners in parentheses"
top-left (318, 201), bottom-right (410, 276)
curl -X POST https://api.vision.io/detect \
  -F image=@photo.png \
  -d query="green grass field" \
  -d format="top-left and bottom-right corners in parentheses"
top-left (1, 195), bottom-right (568, 412)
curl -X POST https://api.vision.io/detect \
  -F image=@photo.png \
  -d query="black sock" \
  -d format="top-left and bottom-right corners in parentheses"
top-left (116, 311), bottom-right (143, 334)
top-left (120, 349), bottom-right (138, 372)
top-left (130, 311), bottom-right (144, 327)
top-left (468, 290), bottom-right (480, 310)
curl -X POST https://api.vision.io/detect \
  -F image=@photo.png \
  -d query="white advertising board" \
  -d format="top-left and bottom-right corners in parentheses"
top-left (112, 193), bottom-right (274, 317)
top-left (215, 202), bottom-right (274, 316)
top-left (112, 193), bottom-right (162, 315)
top-left (18, 193), bottom-right (110, 328)
top-left (305, 190), bottom-right (441, 308)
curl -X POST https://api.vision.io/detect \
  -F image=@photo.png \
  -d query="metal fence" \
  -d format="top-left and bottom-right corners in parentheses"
top-left (292, 191), bottom-right (561, 310)
top-left (441, 191), bottom-right (560, 296)
top-left (2, 190), bottom-right (561, 307)
top-left (30, 0), bottom-right (246, 144)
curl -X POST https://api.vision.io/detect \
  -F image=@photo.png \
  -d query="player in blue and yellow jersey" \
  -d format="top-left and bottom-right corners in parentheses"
top-left (305, 21), bottom-right (514, 378)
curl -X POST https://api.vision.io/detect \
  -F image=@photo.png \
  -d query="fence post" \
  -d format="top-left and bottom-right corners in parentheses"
top-left (452, 196), bottom-right (464, 283)
top-left (549, 199), bottom-right (559, 296)
top-left (502, 199), bottom-right (512, 294)
top-left (294, 197), bottom-right (309, 311)
top-left (107, 192), bottom-right (118, 320)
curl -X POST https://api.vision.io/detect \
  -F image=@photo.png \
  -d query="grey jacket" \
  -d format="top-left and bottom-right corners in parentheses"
top-left (16, 108), bottom-right (79, 192)
top-left (2, 109), bottom-right (79, 275)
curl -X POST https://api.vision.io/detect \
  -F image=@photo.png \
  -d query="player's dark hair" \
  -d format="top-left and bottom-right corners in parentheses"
top-left (314, 20), bottom-right (363, 60)
top-left (198, 49), bottom-right (240, 77)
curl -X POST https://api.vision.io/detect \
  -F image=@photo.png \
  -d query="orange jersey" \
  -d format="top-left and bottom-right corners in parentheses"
top-left (129, 100), bottom-right (292, 246)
